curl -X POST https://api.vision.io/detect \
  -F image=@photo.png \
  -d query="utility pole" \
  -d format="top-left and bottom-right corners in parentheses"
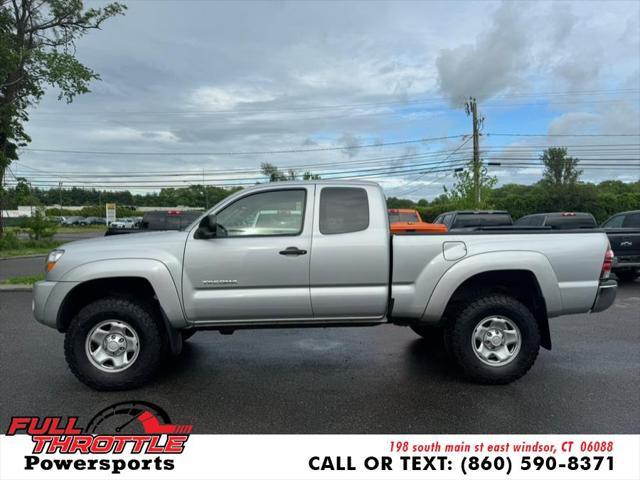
top-left (58, 180), bottom-right (63, 211)
top-left (466, 97), bottom-right (483, 207)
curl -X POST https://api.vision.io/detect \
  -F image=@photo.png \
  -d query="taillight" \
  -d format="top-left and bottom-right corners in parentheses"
top-left (601, 244), bottom-right (614, 280)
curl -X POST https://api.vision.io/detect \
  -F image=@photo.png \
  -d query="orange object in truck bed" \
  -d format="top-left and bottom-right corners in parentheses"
top-left (388, 209), bottom-right (448, 234)
top-left (390, 222), bottom-right (448, 234)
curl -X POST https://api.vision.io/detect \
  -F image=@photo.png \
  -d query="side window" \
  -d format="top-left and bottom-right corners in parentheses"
top-left (319, 187), bottom-right (369, 235)
top-left (531, 215), bottom-right (545, 226)
top-left (442, 214), bottom-right (453, 227)
top-left (515, 216), bottom-right (531, 226)
top-left (622, 213), bottom-right (640, 228)
top-left (216, 189), bottom-right (306, 237)
top-left (603, 215), bottom-right (624, 228)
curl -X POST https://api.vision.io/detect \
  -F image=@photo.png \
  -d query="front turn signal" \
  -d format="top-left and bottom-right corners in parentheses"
top-left (46, 249), bottom-right (65, 272)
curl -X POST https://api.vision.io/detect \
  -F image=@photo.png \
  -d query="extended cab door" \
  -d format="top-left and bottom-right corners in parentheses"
top-left (309, 184), bottom-right (390, 320)
top-left (182, 186), bottom-right (314, 322)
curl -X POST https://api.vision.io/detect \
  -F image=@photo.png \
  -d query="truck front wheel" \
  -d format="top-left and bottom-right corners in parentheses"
top-left (64, 297), bottom-right (164, 390)
top-left (447, 294), bottom-right (540, 384)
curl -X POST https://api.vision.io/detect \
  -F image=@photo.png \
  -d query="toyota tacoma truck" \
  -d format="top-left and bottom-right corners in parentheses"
top-left (33, 181), bottom-right (617, 390)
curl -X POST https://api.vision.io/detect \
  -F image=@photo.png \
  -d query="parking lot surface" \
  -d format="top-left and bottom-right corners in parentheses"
top-left (1, 282), bottom-right (639, 434)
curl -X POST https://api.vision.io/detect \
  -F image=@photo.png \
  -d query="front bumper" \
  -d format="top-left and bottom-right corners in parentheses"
top-left (591, 279), bottom-right (617, 313)
top-left (33, 280), bottom-right (79, 330)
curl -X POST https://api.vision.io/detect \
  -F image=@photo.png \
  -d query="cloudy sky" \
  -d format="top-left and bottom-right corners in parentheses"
top-left (11, 0), bottom-right (640, 199)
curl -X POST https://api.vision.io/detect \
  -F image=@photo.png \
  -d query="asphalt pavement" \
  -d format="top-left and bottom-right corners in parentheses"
top-left (1, 281), bottom-right (638, 434)
top-left (0, 231), bottom-right (103, 281)
top-left (0, 256), bottom-right (45, 281)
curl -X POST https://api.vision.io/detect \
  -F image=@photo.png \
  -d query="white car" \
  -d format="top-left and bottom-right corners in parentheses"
top-left (109, 219), bottom-right (135, 229)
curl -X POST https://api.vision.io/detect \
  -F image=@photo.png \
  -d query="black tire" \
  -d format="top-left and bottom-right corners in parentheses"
top-left (615, 270), bottom-right (639, 282)
top-left (64, 297), bottom-right (164, 390)
top-left (182, 330), bottom-right (197, 341)
top-left (447, 294), bottom-right (540, 385)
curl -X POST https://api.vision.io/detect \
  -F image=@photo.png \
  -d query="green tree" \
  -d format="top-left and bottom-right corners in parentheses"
top-left (261, 162), bottom-right (320, 182)
top-left (443, 160), bottom-right (497, 209)
top-left (540, 147), bottom-right (582, 186)
top-left (0, 0), bottom-right (126, 232)
top-left (23, 206), bottom-right (57, 239)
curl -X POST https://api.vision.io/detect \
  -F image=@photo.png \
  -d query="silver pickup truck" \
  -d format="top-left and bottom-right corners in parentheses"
top-left (33, 181), bottom-right (617, 390)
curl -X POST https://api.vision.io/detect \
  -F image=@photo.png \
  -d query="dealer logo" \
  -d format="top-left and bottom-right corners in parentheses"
top-left (6, 400), bottom-right (193, 474)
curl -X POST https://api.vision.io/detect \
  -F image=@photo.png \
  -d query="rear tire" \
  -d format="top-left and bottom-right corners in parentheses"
top-left (64, 297), bottom-right (164, 390)
top-left (446, 294), bottom-right (540, 385)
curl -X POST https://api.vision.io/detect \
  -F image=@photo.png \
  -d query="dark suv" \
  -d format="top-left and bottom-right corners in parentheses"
top-left (514, 212), bottom-right (597, 230)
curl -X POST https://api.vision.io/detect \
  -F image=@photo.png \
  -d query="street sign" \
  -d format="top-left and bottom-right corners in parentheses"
top-left (106, 203), bottom-right (116, 226)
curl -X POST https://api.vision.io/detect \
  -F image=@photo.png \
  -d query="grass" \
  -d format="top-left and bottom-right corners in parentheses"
top-left (6, 225), bottom-right (107, 233)
top-left (1, 274), bottom-right (45, 285)
top-left (56, 225), bottom-right (107, 233)
top-left (0, 245), bottom-right (62, 258)
top-left (0, 233), bottom-right (63, 259)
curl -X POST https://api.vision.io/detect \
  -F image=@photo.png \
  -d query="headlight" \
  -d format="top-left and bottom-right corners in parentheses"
top-left (46, 249), bottom-right (65, 272)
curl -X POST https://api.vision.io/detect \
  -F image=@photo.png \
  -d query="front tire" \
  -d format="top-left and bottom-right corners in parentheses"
top-left (446, 294), bottom-right (540, 384)
top-left (64, 297), bottom-right (164, 390)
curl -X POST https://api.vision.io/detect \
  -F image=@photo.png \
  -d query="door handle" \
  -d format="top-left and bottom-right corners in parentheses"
top-left (279, 247), bottom-right (307, 256)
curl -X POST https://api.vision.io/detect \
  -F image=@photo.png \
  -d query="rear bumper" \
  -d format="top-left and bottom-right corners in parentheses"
top-left (591, 280), bottom-right (617, 313)
top-left (613, 255), bottom-right (640, 269)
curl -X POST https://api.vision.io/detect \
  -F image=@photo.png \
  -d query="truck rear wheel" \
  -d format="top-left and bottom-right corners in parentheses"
top-left (447, 294), bottom-right (540, 384)
top-left (64, 297), bottom-right (164, 390)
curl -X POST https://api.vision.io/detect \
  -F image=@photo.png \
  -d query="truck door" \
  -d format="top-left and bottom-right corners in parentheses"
top-left (309, 185), bottom-right (390, 320)
top-left (182, 186), bottom-right (314, 322)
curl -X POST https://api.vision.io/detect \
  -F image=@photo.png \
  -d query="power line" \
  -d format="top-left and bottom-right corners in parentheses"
top-left (486, 133), bottom-right (640, 138)
top-left (19, 133), bottom-right (640, 158)
top-left (13, 147), bottom-right (474, 177)
top-left (393, 136), bottom-right (471, 196)
top-left (14, 143), bottom-right (640, 177)
top-left (20, 134), bottom-right (466, 156)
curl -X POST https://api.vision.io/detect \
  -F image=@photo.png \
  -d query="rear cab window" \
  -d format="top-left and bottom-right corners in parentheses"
top-left (319, 187), bottom-right (369, 234)
top-left (622, 213), bottom-right (640, 228)
top-left (545, 214), bottom-right (597, 229)
top-left (451, 213), bottom-right (512, 229)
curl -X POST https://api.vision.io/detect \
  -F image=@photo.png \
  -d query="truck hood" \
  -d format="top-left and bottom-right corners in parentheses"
top-left (48, 230), bottom-right (190, 282)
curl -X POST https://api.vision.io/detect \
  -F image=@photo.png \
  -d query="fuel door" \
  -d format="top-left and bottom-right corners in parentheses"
top-left (443, 241), bottom-right (467, 261)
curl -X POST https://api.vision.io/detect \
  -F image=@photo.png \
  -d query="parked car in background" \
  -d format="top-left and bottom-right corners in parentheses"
top-left (601, 210), bottom-right (640, 282)
top-left (433, 210), bottom-right (513, 231)
top-left (141, 210), bottom-right (201, 231)
top-left (105, 210), bottom-right (201, 235)
top-left (109, 218), bottom-right (136, 229)
top-left (514, 212), bottom-right (597, 230)
top-left (79, 216), bottom-right (106, 225)
top-left (388, 208), bottom-right (448, 234)
top-left (388, 208), bottom-right (423, 224)
top-left (62, 216), bottom-right (85, 226)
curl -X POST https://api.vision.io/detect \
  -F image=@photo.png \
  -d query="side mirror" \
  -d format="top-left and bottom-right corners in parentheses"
top-left (195, 214), bottom-right (217, 239)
